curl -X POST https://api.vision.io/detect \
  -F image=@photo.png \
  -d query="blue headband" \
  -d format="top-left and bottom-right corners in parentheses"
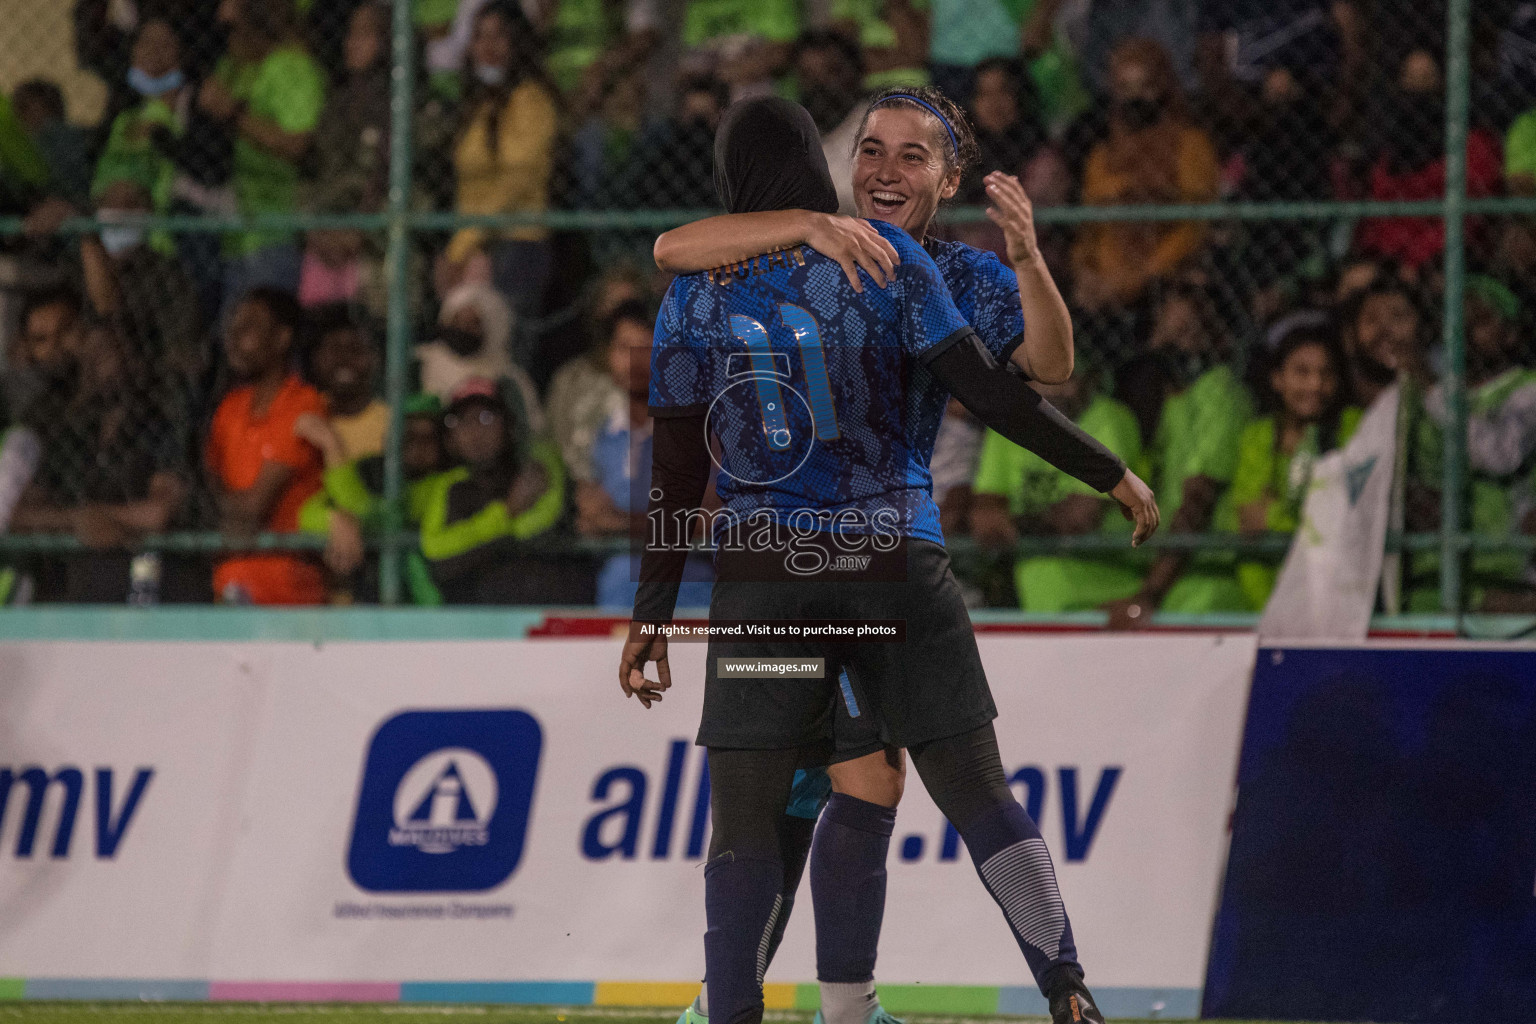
top-left (872, 94), bottom-right (958, 157)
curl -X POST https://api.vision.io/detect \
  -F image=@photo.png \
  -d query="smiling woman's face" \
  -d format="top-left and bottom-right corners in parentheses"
top-left (852, 105), bottom-right (958, 238)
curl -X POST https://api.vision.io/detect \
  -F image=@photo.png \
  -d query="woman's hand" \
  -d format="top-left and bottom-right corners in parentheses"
top-left (984, 172), bottom-right (1042, 267)
top-left (619, 634), bottom-right (670, 708)
top-left (198, 77), bottom-right (239, 121)
top-left (969, 496), bottom-right (1020, 551)
top-left (1109, 468), bottom-right (1160, 547)
top-left (804, 213), bottom-right (900, 291)
top-left (325, 510), bottom-right (366, 575)
top-left (293, 412), bottom-right (346, 467)
top-left (1238, 498), bottom-right (1270, 536)
top-left (575, 480), bottom-right (627, 536)
top-left (506, 462), bottom-right (549, 515)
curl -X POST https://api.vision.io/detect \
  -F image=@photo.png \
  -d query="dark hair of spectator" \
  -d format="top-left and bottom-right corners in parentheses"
top-left (346, 2), bottom-right (392, 75)
top-left (1262, 323), bottom-right (1351, 450)
top-left (1158, 279), bottom-right (1226, 351)
top-left (232, 0), bottom-right (301, 49)
top-left (855, 86), bottom-right (980, 180)
top-left (461, 0), bottom-right (557, 155)
top-left (680, 73), bottom-right (730, 113)
top-left (797, 29), bottom-right (866, 77)
top-left (972, 57), bottom-right (1041, 124)
top-left (303, 303), bottom-right (377, 376)
top-left (239, 287), bottom-right (308, 351)
top-left (445, 387), bottom-right (524, 482)
top-left (602, 299), bottom-right (653, 346)
top-left (1107, 38), bottom-right (1187, 123)
top-left (20, 286), bottom-right (83, 328)
top-left (12, 79), bottom-right (65, 123)
top-left (308, 302), bottom-right (377, 345)
top-left (1342, 276), bottom-right (1427, 333)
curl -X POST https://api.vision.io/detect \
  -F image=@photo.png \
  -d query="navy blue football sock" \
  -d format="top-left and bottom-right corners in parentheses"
top-left (705, 852), bottom-right (784, 1024)
top-left (958, 800), bottom-right (1081, 993)
top-left (811, 793), bottom-right (897, 985)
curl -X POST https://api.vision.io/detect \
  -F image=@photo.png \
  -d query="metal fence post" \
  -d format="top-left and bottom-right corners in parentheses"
top-left (1440, 0), bottom-right (1472, 613)
top-left (380, 0), bottom-right (417, 605)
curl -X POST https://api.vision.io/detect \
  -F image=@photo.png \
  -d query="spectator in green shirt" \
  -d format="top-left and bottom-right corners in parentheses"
top-left (91, 19), bottom-right (190, 216)
top-left (685, 0), bottom-right (802, 97)
top-left (198, 0), bottom-right (326, 319)
top-left (12, 81), bottom-right (93, 206)
top-left (918, 0), bottom-right (1087, 128)
top-left (970, 358), bottom-right (1147, 611)
top-left (1227, 320), bottom-right (1361, 610)
top-left (1498, 104), bottom-right (1536, 315)
top-left (1106, 282), bottom-right (1253, 626)
top-left (1409, 275), bottom-right (1536, 613)
top-left (0, 91), bottom-right (49, 214)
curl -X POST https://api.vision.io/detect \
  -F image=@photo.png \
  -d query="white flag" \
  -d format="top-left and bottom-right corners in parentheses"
top-left (1258, 384), bottom-right (1401, 642)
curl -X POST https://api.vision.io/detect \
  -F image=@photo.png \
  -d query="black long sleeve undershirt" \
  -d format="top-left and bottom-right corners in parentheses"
top-left (926, 331), bottom-right (1127, 493)
top-left (632, 412), bottom-right (712, 625)
top-left (631, 333), bottom-right (1127, 625)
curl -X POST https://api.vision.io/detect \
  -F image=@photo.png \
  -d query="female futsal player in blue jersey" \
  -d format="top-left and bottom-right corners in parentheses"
top-left (650, 89), bottom-right (1156, 1024)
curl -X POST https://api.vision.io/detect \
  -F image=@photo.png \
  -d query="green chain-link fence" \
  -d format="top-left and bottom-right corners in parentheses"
top-left (0, 0), bottom-right (1531, 614)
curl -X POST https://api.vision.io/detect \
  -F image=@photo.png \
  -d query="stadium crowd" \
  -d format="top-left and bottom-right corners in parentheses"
top-left (0, 0), bottom-right (1535, 615)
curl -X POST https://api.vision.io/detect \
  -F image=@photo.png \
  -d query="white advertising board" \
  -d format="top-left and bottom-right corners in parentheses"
top-left (0, 634), bottom-right (1256, 1003)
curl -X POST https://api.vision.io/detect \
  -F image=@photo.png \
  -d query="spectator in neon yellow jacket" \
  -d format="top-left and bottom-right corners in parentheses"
top-left (970, 359), bottom-right (1147, 611)
top-left (1226, 321), bottom-right (1362, 610)
top-left (1104, 282), bottom-right (1253, 627)
top-left (91, 19), bottom-right (189, 217)
top-left (417, 378), bottom-right (568, 604)
top-left (298, 393), bottom-right (449, 604)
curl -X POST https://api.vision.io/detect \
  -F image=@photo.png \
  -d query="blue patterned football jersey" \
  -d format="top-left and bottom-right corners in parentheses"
top-left (650, 220), bottom-right (973, 545)
top-left (925, 238), bottom-right (1025, 367)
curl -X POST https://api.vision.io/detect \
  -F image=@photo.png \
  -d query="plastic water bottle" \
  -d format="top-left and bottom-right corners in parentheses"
top-left (128, 553), bottom-right (162, 606)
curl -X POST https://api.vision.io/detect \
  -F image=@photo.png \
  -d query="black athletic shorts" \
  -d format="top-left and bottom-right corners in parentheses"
top-left (697, 538), bottom-right (997, 753)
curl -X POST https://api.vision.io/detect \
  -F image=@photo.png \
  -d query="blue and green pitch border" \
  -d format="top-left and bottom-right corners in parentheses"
top-left (0, 979), bottom-right (1200, 1017)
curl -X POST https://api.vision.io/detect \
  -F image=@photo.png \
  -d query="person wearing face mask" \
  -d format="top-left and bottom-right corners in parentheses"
top-left (1071, 38), bottom-right (1219, 316)
top-left (438, 0), bottom-right (559, 327)
top-left (1232, 65), bottom-right (1336, 294)
top-left (1355, 48), bottom-right (1501, 272)
top-left (76, 178), bottom-right (206, 403)
top-left (417, 281), bottom-right (546, 436)
top-left (91, 18), bottom-right (189, 216)
top-left (1101, 282), bottom-right (1252, 628)
top-left (629, 74), bottom-right (731, 210)
top-left (1226, 324), bottom-right (1361, 609)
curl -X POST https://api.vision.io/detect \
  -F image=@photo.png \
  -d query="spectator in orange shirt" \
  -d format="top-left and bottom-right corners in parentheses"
top-left (206, 287), bottom-right (327, 604)
top-left (1071, 38), bottom-right (1220, 312)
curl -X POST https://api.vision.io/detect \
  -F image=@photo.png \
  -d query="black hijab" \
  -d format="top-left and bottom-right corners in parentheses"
top-left (713, 97), bottom-right (839, 215)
